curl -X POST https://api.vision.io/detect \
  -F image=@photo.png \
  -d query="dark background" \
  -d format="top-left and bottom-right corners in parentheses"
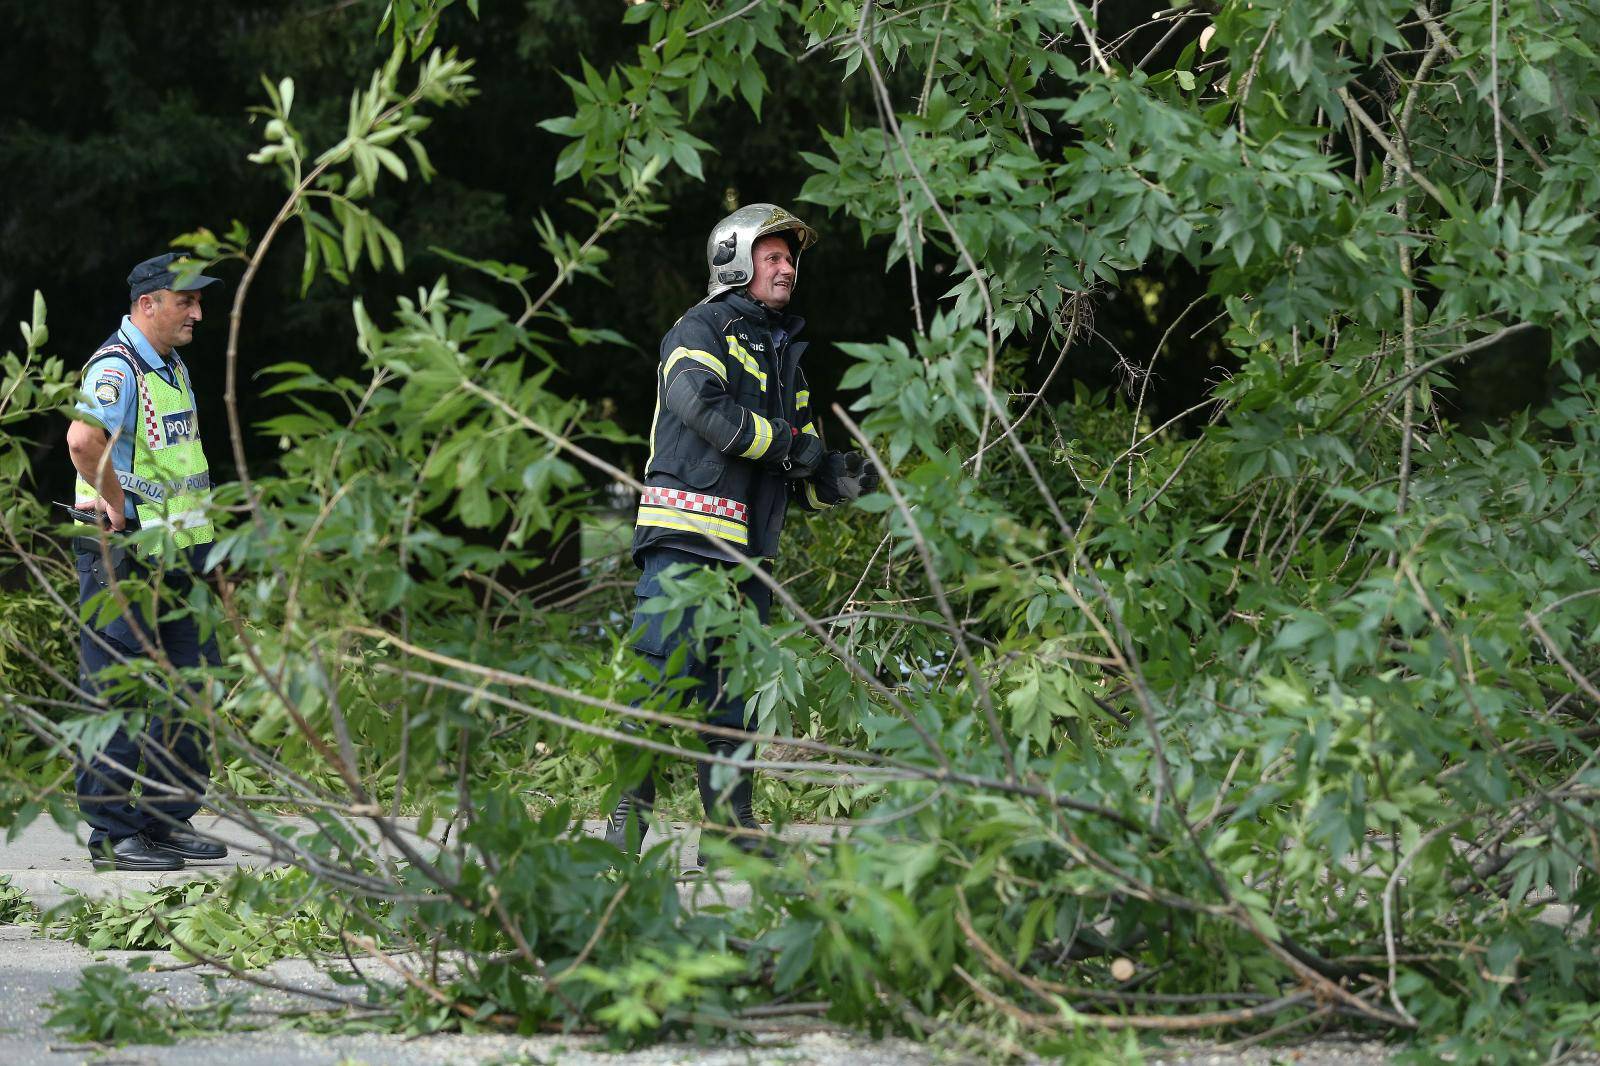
top-left (0, 0), bottom-right (1560, 508)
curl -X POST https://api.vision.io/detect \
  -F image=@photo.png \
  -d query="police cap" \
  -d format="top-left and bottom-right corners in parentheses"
top-left (127, 252), bottom-right (221, 300)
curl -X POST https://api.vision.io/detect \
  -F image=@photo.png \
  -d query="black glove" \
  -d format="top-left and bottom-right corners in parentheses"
top-left (781, 427), bottom-right (826, 478)
top-left (850, 452), bottom-right (881, 495)
top-left (817, 450), bottom-right (880, 502)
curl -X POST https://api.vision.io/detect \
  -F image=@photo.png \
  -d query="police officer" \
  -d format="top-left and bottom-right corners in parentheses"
top-left (64, 253), bottom-right (230, 871)
top-left (606, 205), bottom-right (879, 859)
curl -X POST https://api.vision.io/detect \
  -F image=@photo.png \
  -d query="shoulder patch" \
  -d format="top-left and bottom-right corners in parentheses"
top-left (93, 379), bottom-right (122, 405)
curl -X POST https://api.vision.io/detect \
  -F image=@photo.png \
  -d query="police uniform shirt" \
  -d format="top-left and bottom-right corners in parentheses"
top-left (74, 316), bottom-right (187, 521)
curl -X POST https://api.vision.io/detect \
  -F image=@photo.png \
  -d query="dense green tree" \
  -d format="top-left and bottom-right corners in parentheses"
top-left (4, 1), bottom-right (1600, 1060)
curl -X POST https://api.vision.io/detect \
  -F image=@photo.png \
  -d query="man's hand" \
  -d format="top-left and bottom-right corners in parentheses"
top-left (87, 497), bottom-right (127, 532)
top-left (818, 450), bottom-right (880, 501)
top-left (65, 421), bottom-right (127, 531)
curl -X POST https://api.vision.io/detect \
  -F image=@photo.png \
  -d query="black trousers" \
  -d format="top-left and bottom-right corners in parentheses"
top-left (75, 547), bottom-right (218, 847)
top-left (631, 546), bottom-right (773, 730)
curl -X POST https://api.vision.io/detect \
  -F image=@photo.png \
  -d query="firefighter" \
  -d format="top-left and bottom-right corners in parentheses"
top-left (607, 204), bottom-right (879, 860)
top-left (65, 253), bottom-right (230, 871)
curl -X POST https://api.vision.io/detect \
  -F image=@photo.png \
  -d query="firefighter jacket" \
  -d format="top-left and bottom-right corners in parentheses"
top-left (632, 289), bottom-right (837, 563)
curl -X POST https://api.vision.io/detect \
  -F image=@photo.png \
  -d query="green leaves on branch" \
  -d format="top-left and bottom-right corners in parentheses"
top-left (45, 965), bottom-right (179, 1046)
top-left (569, 948), bottom-right (745, 1037)
top-left (380, 0), bottom-right (481, 57)
top-left (49, 868), bottom-right (373, 970)
top-left (541, 0), bottom-right (789, 185)
top-left (247, 48), bottom-right (475, 294)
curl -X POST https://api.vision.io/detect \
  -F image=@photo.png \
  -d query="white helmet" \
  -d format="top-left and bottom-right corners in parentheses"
top-left (702, 203), bottom-right (819, 303)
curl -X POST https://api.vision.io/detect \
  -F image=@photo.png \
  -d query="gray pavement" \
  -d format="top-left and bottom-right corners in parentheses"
top-left (0, 813), bottom-right (840, 912)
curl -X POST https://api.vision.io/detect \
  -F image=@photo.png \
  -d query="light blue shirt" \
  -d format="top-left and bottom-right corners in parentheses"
top-left (74, 317), bottom-right (183, 520)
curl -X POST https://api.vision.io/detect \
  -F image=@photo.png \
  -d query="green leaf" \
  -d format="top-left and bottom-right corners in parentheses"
top-left (738, 62), bottom-right (764, 116)
top-left (1518, 65), bottom-right (1552, 109)
top-left (1272, 616), bottom-right (1324, 651)
top-left (670, 137), bottom-right (704, 181)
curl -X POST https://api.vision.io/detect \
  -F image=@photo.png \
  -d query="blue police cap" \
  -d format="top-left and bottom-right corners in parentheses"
top-left (127, 252), bottom-right (221, 300)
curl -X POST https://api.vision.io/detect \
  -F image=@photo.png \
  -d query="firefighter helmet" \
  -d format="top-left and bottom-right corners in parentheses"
top-left (702, 203), bottom-right (819, 303)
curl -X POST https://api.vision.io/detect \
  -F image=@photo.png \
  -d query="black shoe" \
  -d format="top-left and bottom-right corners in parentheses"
top-left (147, 821), bottom-right (229, 861)
top-left (605, 777), bottom-right (657, 857)
top-left (697, 740), bottom-right (771, 862)
top-left (90, 833), bottom-right (186, 871)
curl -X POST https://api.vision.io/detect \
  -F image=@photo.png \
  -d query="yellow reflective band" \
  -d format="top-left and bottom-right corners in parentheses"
top-left (801, 422), bottom-right (816, 436)
top-left (724, 335), bottom-right (767, 391)
top-left (805, 482), bottom-right (829, 509)
top-left (636, 506), bottom-right (750, 545)
top-left (645, 392), bottom-right (664, 470)
top-left (740, 413), bottom-right (773, 459)
top-left (797, 389), bottom-right (810, 408)
top-left (664, 347), bottom-right (727, 380)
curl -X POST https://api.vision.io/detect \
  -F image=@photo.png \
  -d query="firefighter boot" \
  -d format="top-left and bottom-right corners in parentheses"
top-left (696, 739), bottom-right (768, 863)
top-left (604, 773), bottom-right (657, 857)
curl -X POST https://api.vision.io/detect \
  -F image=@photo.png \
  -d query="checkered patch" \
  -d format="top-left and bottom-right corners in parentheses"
top-left (641, 486), bottom-right (748, 522)
top-left (140, 374), bottom-right (161, 449)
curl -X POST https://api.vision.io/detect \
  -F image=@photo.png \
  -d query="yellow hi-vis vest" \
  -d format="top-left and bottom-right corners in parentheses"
top-left (74, 352), bottom-right (214, 549)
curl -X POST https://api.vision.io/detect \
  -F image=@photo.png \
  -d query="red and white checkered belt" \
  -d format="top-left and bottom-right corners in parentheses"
top-left (641, 486), bottom-right (748, 523)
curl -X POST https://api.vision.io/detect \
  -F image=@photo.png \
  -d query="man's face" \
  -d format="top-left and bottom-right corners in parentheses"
top-left (143, 290), bottom-right (204, 351)
top-left (747, 234), bottom-right (797, 309)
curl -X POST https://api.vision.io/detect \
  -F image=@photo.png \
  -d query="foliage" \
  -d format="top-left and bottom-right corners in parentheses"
top-left (45, 964), bottom-right (173, 1045)
top-left (568, 946), bottom-right (746, 1037)
top-left (50, 867), bottom-right (382, 969)
top-left (0, 874), bottom-right (35, 924)
top-left (6, 0), bottom-right (1600, 1061)
top-left (0, 295), bottom-right (84, 822)
top-left (44, 961), bottom-right (247, 1047)
top-left (382, 795), bottom-right (742, 1044)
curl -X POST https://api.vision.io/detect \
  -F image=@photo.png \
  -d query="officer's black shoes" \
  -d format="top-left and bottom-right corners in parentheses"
top-left (605, 793), bottom-right (654, 857)
top-left (147, 821), bottom-right (229, 862)
top-left (89, 833), bottom-right (186, 871)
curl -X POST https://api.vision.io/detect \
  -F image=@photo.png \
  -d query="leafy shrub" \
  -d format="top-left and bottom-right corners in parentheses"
top-left (44, 961), bottom-right (247, 1047)
top-left (0, 874), bottom-right (35, 925)
top-left (568, 946), bottom-right (746, 1037)
top-left (44, 964), bottom-right (175, 1046)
